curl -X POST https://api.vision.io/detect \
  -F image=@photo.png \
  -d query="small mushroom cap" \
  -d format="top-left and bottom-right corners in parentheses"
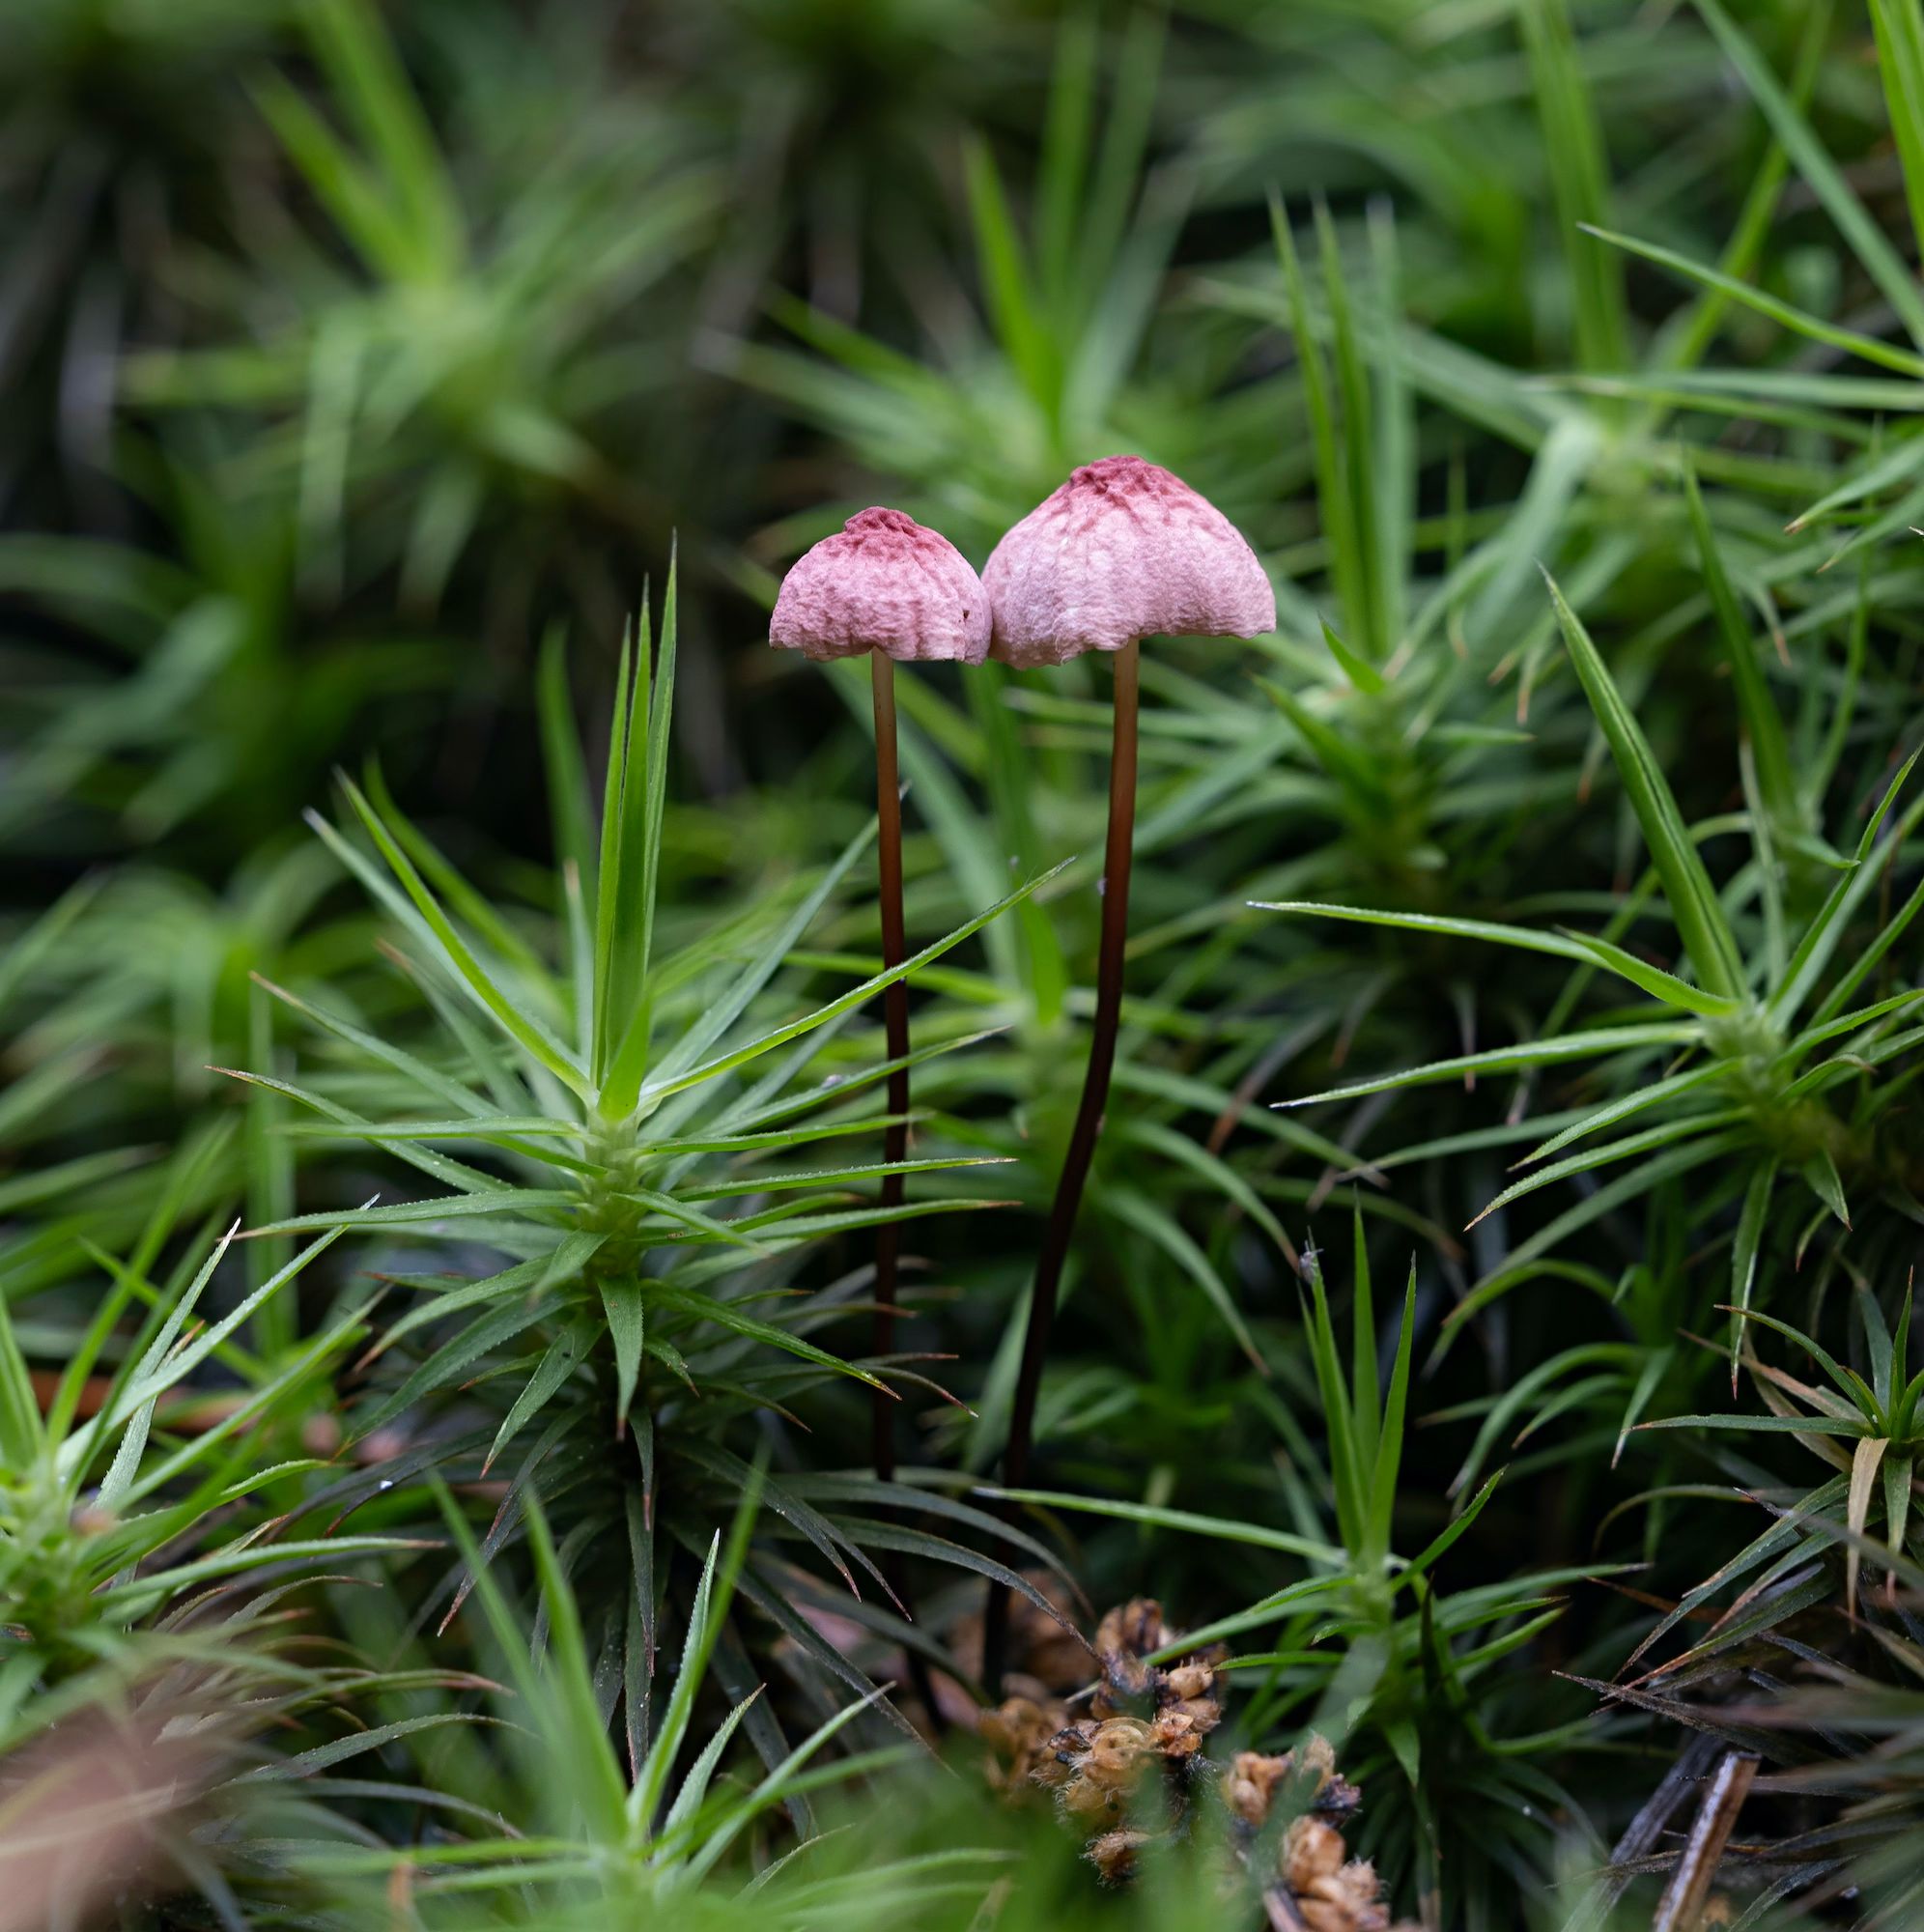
top-left (770, 507), bottom-right (991, 665)
top-left (983, 455), bottom-right (1275, 668)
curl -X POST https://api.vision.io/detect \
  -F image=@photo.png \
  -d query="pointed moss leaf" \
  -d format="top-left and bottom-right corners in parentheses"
top-left (1279, 1024), bottom-right (1696, 1109)
top-left (1801, 1148), bottom-right (1850, 1228)
top-left (1553, 927), bottom-right (1738, 1016)
top-left (1399, 1467), bottom-right (1503, 1587)
top-left (1773, 753), bottom-right (1920, 1025)
top-left (1633, 1413), bottom-right (1865, 1437)
top-left (483, 1324), bottom-right (587, 1476)
top-left (1845, 1435), bottom-right (1889, 1616)
top-left (978, 1488), bottom-right (1342, 1565)
top-left (1543, 572), bottom-right (1744, 997)
top-left (1108, 1188), bottom-right (1265, 1372)
top-left (0, 1300), bottom-right (43, 1471)
top-left (1366, 1264), bottom-right (1418, 1566)
top-left (1682, 463), bottom-right (1797, 826)
top-left (610, 816), bottom-right (878, 1116)
top-left (331, 778), bottom-right (587, 1096)
top-left (1258, 677), bottom-right (1380, 794)
top-left (645, 1282), bottom-right (885, 1391)
top-left (1319, 617), bottom-right (1386, 694)
top-left (1473, 1111), bottom-right (1740, 1232)
top-left (1695, 0), bottom-right (1924, 350)
top-left (630, 860), bottom-right (1072, 1112)
top-left (603, 1277), bottom-right (645, 1434)
top-left (1521, 1062), bottom-right (1723, 1164)
top-left (1577, 224), bottom-right (1924, 378)
top-left (251, 1188), bottom-right (576, 1235)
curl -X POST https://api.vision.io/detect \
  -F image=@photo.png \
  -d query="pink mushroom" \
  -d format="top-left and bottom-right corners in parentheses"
top-left (979, 457), bottom-right (1273, 1690)
top-left (983, 454), bottom-right (1276, 667)
top-left (772, 506), bottom-right (991, 666)
top-left (771, 507), bottom-right (990, 1491)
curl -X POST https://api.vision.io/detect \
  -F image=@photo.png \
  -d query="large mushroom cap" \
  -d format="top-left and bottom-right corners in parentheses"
top-left (983, 456), bottom-right (1275, 668)
top-left (770, 507), bottom-right (991, 665)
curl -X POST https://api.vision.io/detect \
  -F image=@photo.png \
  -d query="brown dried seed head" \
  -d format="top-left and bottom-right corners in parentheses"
top-left (1082, 1717), bottom-right (1157, 1786)
top-left (1298, 1901), bottom-right (1354, 1932)
top-left (1094, 1598), bottom-right (1170, 1696)
top-left (1057, 1717), bottom-right (1160, 1823)
top-left (1282, 1817), bottom-right (1346, 1891)
top-left (1087, 1828), bottom-right (1151, 1885)
top-left (1030, 1721), bottom-right (1092, 1791)
top-left (979, 1696), bottom-right (1072, 1796)
top-left (1335, 1859), bottom-right (1385, 1911)
top-left (1224, 1735), bottom-right (1350, 1830)
top-left (1224, 1750), bottom-right (1289, 1826)
top-left (1295, 1858), bottom-right (1394, 1932)
top-left (1298, 1895), bottom-right (1391, 1932)
top-left (1150, 1708), bottom-right (1204, 1759)
top-left (1165, 1661), bottom-right (1215, 1701)
top-left (1167, 1691), bottom-right (1222, 1736)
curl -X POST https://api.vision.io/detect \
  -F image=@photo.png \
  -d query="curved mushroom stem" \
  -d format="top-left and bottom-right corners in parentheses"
top-left (870, 648), bottom-right (909, 1483)
top-left (983, 638), bottom-right (1139, 1693)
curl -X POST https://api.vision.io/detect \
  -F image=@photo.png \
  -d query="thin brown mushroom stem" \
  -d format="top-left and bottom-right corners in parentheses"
top-left (767, 505), bottom-right (987, 1735)
top-left (870, 647), bottom-right (909, 1483)
top-left (983, 637), bottom-right (1140, 1693)
top-left (869, 649), bottom-right (945, 1731)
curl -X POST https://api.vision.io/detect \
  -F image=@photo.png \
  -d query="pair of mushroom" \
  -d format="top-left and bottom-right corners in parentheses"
top-left (771, 457), bottom-right (1274, 1688)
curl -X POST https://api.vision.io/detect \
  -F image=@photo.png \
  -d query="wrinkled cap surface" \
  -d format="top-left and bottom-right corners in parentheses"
top-left (983, 455), bottom-right (1275, 668)
top-left (770, 507), bottom-right (991, 665)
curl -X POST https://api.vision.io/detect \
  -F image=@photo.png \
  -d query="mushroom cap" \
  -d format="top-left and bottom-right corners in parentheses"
top-left (770, 507), bottom-right (991, 665)
top-left (983, 455), bottom-right (1275, 668)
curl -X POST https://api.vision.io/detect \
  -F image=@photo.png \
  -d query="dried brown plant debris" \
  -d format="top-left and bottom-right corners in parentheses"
top-left (1267, 1815), bottom-right (1411, 1932)
top-left (1223, 1737), bottom-right (1361, 1831)
top-left (1089, 1597), bottom-right (1227, 1735)
top-left (976, 1595), bottom-right (1222, 1807)
top-left (1040, 1715), bottom-right (1164, 1825)
top-left (0, 1705), bottom-right (222, 1932)
top-left (979, 1694), bottom-right (1075, 1797)
top-left (951, 1571), bottom-right (1091, 1701)
top-left (1087, 1826), bottom-right (1154, 1886)
top-left (976, 1600), bottom-right (1414, 1926)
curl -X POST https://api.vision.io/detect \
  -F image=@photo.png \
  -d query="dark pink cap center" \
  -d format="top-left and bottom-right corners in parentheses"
top-left (842, 507), bottom-right (921, 540)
